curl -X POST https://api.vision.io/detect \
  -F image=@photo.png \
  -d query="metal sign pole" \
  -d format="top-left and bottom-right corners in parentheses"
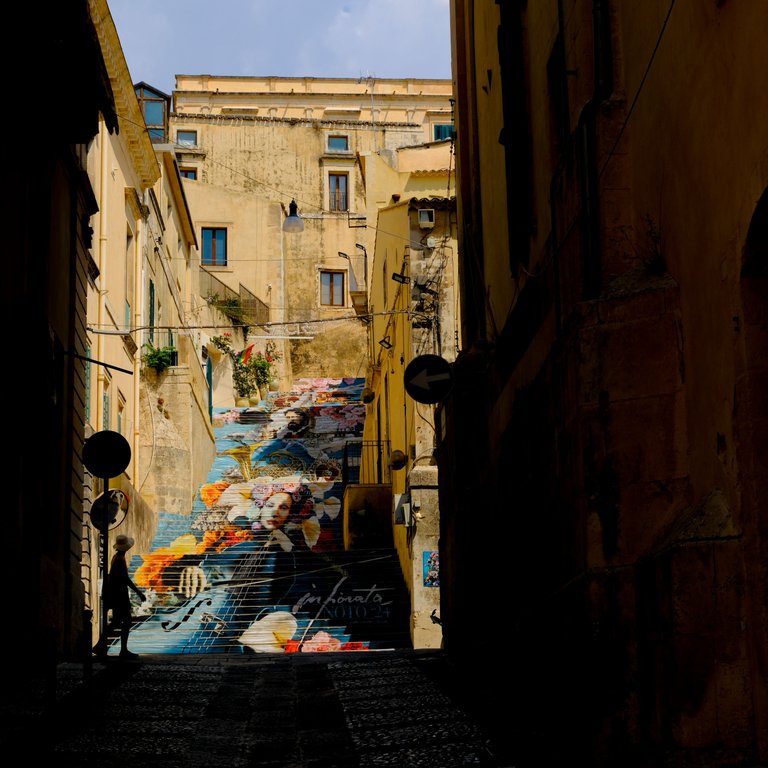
top-left (100, 478), bottom-right (110, 637)
top-left (83, 431), bottom-right (132, 654)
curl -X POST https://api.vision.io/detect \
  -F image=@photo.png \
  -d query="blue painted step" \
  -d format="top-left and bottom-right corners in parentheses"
top-left (121, 379), bottom-right (411, 655)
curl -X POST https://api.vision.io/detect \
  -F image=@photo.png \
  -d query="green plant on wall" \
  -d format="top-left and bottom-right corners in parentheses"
top-left (211, 331), bottom-right (234, 357)
top-left (207, 294), bottom-right (246, 323)
top-left (209, 333), bottom-right (234, 355)
top-left (142, 342), bottom-right (177, 374)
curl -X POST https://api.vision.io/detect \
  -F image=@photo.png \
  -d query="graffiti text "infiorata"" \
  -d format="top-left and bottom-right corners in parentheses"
top-left (293, 576), bottom-right (394, 614)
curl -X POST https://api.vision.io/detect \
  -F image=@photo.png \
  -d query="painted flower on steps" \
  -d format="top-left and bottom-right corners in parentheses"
top-left (123, 378), bottom-right (403, 655)
top-left (217, 481), bottom-right (258, 519)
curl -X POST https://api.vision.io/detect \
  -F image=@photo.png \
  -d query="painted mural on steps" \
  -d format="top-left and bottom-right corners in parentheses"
top-left (107, 377), bottom-right (409, 655)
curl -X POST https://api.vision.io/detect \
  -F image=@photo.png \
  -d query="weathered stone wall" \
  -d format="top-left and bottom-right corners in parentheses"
top-left (138, 364), bottom-right (215, 521)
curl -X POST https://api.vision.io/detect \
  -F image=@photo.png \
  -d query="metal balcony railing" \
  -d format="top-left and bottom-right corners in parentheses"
top-left (343, 440), bottom-right (391, 486)
top-left (147, 328), bottom-right (176, 350)
top-left (200, 268), bottom-right (270, 327)
top-left (239, 283), bottom-right (270, 326)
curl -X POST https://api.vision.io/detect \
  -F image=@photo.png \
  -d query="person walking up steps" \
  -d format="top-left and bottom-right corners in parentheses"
top-left (93, 534), bottom-right (146, 659)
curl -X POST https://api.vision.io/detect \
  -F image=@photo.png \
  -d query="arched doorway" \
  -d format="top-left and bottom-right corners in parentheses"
top-left (736, 186), bottom-right (768, 759)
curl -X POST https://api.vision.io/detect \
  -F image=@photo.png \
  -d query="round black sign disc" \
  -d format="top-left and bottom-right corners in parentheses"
top-left (83, 430), bottom-right (131, 478)
top-left (404, 354), bottom-right (453, 404)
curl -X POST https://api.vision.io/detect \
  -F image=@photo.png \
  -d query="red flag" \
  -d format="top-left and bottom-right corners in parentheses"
top-left (237, 344), bottom-right (254, 365)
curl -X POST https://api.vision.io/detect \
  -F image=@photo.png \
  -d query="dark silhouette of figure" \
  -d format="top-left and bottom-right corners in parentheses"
top-left (93, 533), bottom-right (146, 659)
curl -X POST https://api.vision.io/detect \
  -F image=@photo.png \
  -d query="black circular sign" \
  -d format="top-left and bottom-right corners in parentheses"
top-left (404, 354), bottom-right (453, 404)
top-left (89, 489), bottom-right (130, 532)
top-left (83, 430), bottom-right (131, 479)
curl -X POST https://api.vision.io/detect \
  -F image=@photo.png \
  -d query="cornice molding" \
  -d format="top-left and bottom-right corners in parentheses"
top-left (124, 187), bottom-right (145, 221)
top-left (171, 113), bottom-right (426, 131)
top-left (88, 0), bottom-right (159, 189)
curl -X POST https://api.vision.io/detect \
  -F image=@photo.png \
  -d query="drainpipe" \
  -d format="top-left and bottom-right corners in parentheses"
top-left (280, 204), bottom-right (288, 383)
top-left (96, 121), bottom-right (110, 431)
top-left (90, 120), bottom-right (110, 644)
top-left (133, 203), bottom-right (145, 485)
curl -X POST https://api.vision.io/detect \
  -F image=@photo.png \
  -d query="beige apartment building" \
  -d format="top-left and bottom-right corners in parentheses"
top-left (82, 1), bottom-right (216, 645)
top-left (164, 74), bottom-right (457, 647)
top-left (167, 75), bottom-right (454, 385)
top-left (347, 141), bottom-right (458, 648)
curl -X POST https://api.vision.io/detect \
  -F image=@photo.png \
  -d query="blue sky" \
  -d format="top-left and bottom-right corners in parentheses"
top-left (108, 0), bottom-right (452, 96)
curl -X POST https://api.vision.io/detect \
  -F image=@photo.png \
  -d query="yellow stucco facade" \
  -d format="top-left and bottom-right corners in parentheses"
top-left (83, 0), bottom-right (215, 643)
top-left (168, 76), bottom-right (453, 382)
top-left (444, 0), bottom-right (768, 763)
top-left (173, 75), bottom-right (454, 146)
top-left (357, 141), bottom-right (458, 648)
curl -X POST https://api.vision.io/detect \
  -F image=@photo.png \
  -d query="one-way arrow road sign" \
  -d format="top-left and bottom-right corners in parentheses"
top-left (404, 354), bottom-right (453, 404)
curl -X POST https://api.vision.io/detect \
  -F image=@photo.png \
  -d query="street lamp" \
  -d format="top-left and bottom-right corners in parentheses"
top-left (283, 199), bottom-right (304, 233)
top-left (338, 251), bottom-right (358, 291)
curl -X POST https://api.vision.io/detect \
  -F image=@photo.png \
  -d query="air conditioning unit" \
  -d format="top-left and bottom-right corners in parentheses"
top-left (418, 209), bottom-right (435, 229)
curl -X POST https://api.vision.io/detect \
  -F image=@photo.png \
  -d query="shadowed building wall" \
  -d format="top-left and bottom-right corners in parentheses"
top-left (442, 1), bottom-right (768, 765)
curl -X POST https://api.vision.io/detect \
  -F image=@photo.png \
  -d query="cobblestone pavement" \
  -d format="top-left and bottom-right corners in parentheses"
top-left (4, 650), bottom-right (509, 767)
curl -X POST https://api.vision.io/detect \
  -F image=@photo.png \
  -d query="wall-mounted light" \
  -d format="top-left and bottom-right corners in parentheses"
top-left (355, 244), bottom-right (369, 290)
top-left (392, 271), bottom-right (410, 284)
top-left (338, 252), bottom-right (358, 291)
top-left (378, 336), bottom-right (393, 349)
top-left (283, 199), bottom-right (304, 233)
top-left (389, 449), bottom-right (407, 470)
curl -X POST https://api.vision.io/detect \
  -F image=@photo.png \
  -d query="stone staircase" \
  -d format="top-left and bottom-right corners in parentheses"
top-left (108, 378), bottom-right (412, 655)
top-left (125, 545), bottom-right (411, 654)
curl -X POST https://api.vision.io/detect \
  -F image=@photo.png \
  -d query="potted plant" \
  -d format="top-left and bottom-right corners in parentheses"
top-left (209, 333), bottom-right (234, 356)
top-left (142, 341), bottom-right (177, 374)
top-left (210, 334), bottom-right (263, 404)
top-left (206, 294), bottom-right (247, 324)
top-left (263, 341), bottom-right (282, 392)
top-left (251, 352), bottom-right (272, 392)
top-left (232, 359), bottom-right (258, 403)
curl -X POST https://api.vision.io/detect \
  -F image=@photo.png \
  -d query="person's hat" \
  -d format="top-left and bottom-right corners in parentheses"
top-left (114, 534), bottom-right (135, 552)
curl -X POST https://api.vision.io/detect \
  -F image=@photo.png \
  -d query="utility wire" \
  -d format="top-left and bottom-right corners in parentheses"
top-left (598, 0), bottom-right (677, 180)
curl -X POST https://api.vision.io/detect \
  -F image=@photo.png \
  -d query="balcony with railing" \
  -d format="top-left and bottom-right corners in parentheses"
top-left (342, 440), bottom-right (391, 485)
top-left (200, 268), bottom-right (270, 327)
top-left (239, 283), bottom-right (269, 326)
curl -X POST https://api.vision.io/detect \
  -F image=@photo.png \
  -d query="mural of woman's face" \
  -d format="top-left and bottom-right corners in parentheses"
top-left (259, 491), bottom-right (292, 530)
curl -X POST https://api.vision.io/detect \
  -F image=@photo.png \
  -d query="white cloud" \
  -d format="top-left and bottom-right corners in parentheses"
top-left (108, 0), bottom-right (451, 94)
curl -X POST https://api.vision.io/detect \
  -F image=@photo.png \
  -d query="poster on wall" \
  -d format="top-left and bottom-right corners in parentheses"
top-left (423, 551), bottom-right (439, 587)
